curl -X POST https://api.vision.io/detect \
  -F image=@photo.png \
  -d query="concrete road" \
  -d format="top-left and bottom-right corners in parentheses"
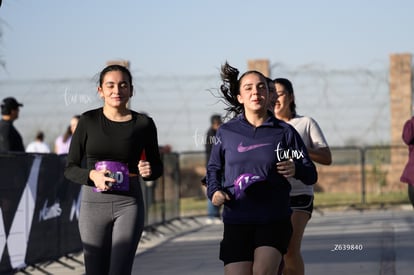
top-left (133, 206), bottom-right (414, 275)
top-left (14, 205), bottom-right (414, 275)
top-left (302, 206), bottom-right (414, 275)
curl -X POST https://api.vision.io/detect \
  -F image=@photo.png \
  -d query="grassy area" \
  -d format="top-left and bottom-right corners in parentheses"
top-left (180, 191), bottom-right (411, 216)
top-left (314, 191), bottom-right (410, 208)
top-left (180, 197), bottom-right (208, 216)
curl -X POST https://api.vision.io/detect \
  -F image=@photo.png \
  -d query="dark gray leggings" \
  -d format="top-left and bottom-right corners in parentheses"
top-left (79, 197), bottom-right (145, 275)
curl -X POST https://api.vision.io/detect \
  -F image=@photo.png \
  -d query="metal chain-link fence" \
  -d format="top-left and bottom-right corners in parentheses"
top-left (0, 62), bottom-right (392, 152)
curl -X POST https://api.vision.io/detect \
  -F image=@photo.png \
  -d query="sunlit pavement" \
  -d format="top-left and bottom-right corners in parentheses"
top-left (134, 206), bottom-right (414, 275)
top-left (14, 205), bottom-right (414, 275)
top-left (301, 205), bottom-right (414, 275)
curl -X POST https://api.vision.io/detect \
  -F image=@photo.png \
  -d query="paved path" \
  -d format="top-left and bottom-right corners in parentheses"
top-left (133, 217), bottom-right (223, 275)
top-left (15, 205), bottom-right (414, 275)
top-left (300, 206), bottom-right (414, 275)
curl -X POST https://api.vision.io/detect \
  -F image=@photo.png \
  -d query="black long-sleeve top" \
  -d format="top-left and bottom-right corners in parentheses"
top-left (64, 108), bottom-right (163, 200)
top-left (0, 119), bottom-right (24, 152)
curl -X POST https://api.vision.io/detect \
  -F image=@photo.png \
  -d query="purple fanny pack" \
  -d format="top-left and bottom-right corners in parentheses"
top-left (233, 173), bottom-right (266, 199)
top-left (93, 161), bottom-right (130, 192)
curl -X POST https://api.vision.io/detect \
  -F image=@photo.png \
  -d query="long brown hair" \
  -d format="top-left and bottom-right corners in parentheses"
top-left (274, 78), bottom-right (297, 116)
top-left (219, 62), bottom-right (266, 118)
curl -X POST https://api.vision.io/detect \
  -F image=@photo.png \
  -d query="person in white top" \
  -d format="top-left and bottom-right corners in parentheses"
top-left (272, 78), bottom-right (332, 275)
top-left (26, 131), bottom-right (51, 153)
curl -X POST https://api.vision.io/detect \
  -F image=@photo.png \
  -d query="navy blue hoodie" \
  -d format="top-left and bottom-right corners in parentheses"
top-left (206, 113), bottom-right (317, 224)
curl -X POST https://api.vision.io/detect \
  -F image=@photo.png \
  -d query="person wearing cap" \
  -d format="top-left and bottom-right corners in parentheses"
top-left (206, 62), bottom-right (317, 274)
top-left (0, 97), bottom-right (24, 152)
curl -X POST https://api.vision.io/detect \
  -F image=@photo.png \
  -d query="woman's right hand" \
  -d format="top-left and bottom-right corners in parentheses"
top-left (276, 159), bottom-right (295, 178)
top-left (89, 169), bottom-right (116, 191)
top-left (212, 190), bottom-right (230, 206)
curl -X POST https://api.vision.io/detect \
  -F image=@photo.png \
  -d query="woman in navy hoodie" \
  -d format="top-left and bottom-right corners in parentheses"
top-left (206, 62), bottom-right (317, 275)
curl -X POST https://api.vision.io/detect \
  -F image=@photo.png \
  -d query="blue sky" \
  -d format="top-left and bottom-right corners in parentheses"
top-left (0, 0), bottom-right (409, 150)
top-left (0, 0), bottom-right (413, 80)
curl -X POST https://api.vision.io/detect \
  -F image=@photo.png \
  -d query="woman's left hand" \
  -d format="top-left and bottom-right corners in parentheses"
top-left (138, 160), bottom-right (152, 178)
top-left (276, 159), bottom-right (295, 178)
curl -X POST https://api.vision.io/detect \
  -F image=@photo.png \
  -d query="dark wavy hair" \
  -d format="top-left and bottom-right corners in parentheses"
top-left (219, 62), bottom-right (266, 118)
top-left (273, 77), bottom-right (296, 116)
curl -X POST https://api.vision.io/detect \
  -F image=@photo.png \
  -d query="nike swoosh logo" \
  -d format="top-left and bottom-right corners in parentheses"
top-left (237, 142), bottom-right (272, 152)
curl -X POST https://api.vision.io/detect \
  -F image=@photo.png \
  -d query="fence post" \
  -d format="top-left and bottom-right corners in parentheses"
top-left (360, 146), bottom-right (366, 204)
top-left (161, 153), bottom-right (166, 223)
top-left (175, 153), bottom-right (181, 218)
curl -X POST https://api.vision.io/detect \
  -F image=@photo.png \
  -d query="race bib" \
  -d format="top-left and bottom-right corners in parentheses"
top-left (93, 161), bottom-right (130, 192)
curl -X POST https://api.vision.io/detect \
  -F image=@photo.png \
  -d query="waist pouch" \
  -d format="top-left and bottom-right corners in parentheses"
top-left (233, 173), bottom-right (266, 200)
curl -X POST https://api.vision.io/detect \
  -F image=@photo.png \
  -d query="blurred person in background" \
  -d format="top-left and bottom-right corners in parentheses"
top-left (400, 115), bottom-right (414, 208)
top-left (64, 64), bottom-right (163, 275)
top-left (273, 78), bottom-right (332, 275)
top-left (26, 131), bottom-right (50, 153)
top-left (0, 97), bottom-right (24, 152)
top-left (203, 114), bottom-right (223, 224)
top-left (54, 115), bottom-right (80, 154)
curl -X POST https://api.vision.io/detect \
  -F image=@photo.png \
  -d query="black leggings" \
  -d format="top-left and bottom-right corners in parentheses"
top-left (79, 196), bottom-right (145, 275)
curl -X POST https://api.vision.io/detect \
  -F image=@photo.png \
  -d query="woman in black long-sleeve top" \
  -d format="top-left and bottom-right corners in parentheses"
top-left (64, 64), bottom-right (163, 275)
